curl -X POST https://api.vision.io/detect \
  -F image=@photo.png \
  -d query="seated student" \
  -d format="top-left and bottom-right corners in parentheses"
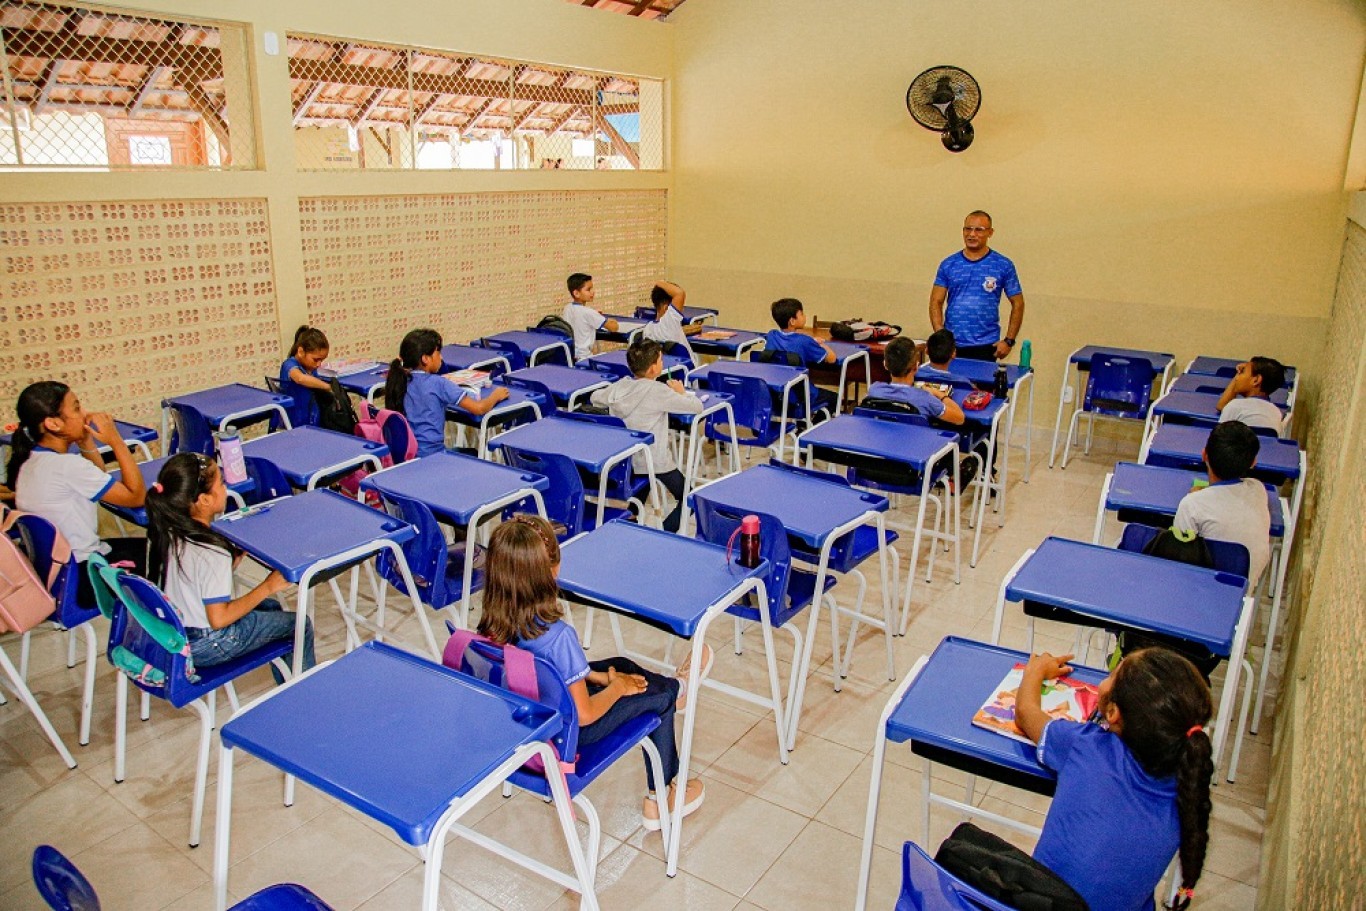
top-left (1216, 356), bottom-right (1286, 432)
top-left (278, 325), bottom-right (331, 426)
top-left (384, 328), bottom-right (509, 458)
top-left (589, 339), bottom-right (704, 533)
top-left (1173, 420), bottom-right (1272, 585)
top-left (562, 272), bottom-right (618, 362)
top-left (762, 298), bottom-right (835, 365)
top-left (863, 337), bottom-right (965, 425)
top-left (640, 280), bottom-right (701, 365)
top-left (1017, 648), bottom-right (1214, 911)
top-left (917, 328), bottom-right (971, 384)
top-left (9, 381), bottom-right (147, 605)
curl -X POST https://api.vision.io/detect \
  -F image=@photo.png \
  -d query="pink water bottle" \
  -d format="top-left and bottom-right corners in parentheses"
top-left (215, 431), bottom-right (248, 485)
top-left (739, 514), bottom-right (762, 568)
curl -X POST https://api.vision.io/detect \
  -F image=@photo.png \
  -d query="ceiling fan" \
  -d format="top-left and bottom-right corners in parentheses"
top-left (906, 66), bottom-right (982, 153)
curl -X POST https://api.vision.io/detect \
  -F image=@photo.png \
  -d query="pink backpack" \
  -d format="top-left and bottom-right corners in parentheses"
top-left (339, 403), bottom-right (417, 500)
top-left (0, 506), bottom-right (69, 634)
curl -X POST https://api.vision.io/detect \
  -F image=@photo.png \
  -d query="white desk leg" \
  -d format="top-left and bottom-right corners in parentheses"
top-left (1048, 358), bottom-right (1077, 468)
top-left (1212, 597), bottom-right (1254, 780)
top-left (1022, 371), bottom-right (1035, 482)
top-left (212, 742), bottom-right (235, 911)
top-left (990, 550), bottom-right (1034, 645)
top-left (666, 633), bottom-right (709, 877)
top-left (1092, 473), bottom-right (1114, 544)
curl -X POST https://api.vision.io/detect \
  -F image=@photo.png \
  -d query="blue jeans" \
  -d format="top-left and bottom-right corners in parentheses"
top-left (187, 598), bottom-right (315, 685)
top-left (579, 657), bottom-right (680, 790)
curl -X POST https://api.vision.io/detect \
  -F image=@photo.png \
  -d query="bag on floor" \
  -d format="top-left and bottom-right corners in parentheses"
top-left (0, 506), bottom-right (64, 634)
top-left (829, 319), bottom-right (902, 343)
top-left (935, 822), bottom-right (1090, 911)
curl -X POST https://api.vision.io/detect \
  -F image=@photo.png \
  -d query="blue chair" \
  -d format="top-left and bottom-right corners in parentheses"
top-left (1117, 522), bottom-right (1251, 578)
top-left (894, 841), bottom-right (1015, 911)
top-left (500, 375), bottom-right (558, 415)
top-left (690, 499), bottom-right (838, 748)
top-left (752, 348), bottom-right (839, 427)
top-left (444, 634), bottom-right (671, 884)
top-left (474, 336), bottom-right (527, 371)
top-left (265, 375), bottom-right (317, 429)
top-left (500, 448), bottom-right (630, 538)
top-left (697, 371), bottom-right (782, 466)
top-left (1061, 354), bottom-right (1155, 468)
top-left (374, 490), bottom-right (484, 629)
top-left (87, 557), bottom-right (294, 847)
top-left (165, 402), bottom-right (217, 456)
top-left (31, 844), bottom-right (335, 911)
top-left (242, 456), bottom-right (292, 505)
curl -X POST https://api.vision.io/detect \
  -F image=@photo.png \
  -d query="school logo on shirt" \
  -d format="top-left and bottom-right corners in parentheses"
top-left (982, 276), bottom-right (998, 293)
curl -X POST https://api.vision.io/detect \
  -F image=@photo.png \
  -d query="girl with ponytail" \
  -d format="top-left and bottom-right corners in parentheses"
top-left (10, 381), bottom-right (147, 604)
top-left (145, 453), bottom-right (313, 683)
top-left (1016, 647), bottom-right (1214, 911)
top-left (382, 328), bottom-right (507, 457)
top-left (278, 325), bottom-right (332, 427)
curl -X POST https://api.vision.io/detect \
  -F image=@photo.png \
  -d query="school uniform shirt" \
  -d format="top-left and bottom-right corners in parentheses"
top-left (762, 329), bottom-right (828, 365)
top-left (562, 301), bottom-right (606, 361)
top-left (15, 447), bottom-right (114, 562)
top-left (404, 370), bottom-right (467, 458)
top-left (589, 376), bottom-right (704, 474)
top-left (933, 250), bottom-right (1023, 347)
top-left (1033, 720), bottom-right (1179, 911)
top-left (1219, 396), bottom-right (1283, 432)
top-left (161, 539), bottom-right (234, 630)
top-left (517, 619), bottom-right (590, 686)
top-left (863, 381), bottom-right (948, 419)
top-left (1174, 477), bottom-right (1272, 583)
top-left (641, 305), bottom-right (696, 365)
top-left (279, 356), bottom-right (320, 427)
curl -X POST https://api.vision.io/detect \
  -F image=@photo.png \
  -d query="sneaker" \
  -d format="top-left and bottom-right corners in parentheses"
top-left (642, 778), bottom-right (706, 831)
top-left (674, 643), bottom-right (714, 711)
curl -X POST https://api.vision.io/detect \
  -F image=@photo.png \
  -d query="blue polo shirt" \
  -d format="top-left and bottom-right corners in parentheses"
top-left (403, 370), bottom-right (466, 457)
top-left (517, 620), bottom-right (590, 686)
top-left (279, 357), bottom-right (319, 427)
top-left (933, 250), bottom-right (1022, 347)
top-left (763, 330), bottom-right (828, 365)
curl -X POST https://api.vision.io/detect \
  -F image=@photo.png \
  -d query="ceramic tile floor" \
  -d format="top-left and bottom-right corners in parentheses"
top-left (1, 431), bottom-right (1275, 910)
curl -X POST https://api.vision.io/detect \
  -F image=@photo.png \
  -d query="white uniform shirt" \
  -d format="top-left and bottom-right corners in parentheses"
top-left (161, 539), bottom-right (234, 630)
top-left (15, 447), bottom-right (114, 561)
top-left (562, 302), bottom-right (606, 361)
top-left (1174, 478), bottom-right (1272, 585)
top-left (1219, 397), bottom-right (1283, 433)
top-left (641, 305), bottom-right (696, 365)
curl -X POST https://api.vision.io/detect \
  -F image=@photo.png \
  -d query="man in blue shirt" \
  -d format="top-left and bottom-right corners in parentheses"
top-left (928, 210), bottom-right (1026, 362)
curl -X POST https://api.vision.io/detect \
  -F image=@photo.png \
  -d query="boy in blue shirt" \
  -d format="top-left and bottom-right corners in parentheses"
top-left (763, 298), bottom-right (835, 365)
top-left (863, 337), bottom-right (964, 425)
top-left (917, 329), bottom-right (971, 385)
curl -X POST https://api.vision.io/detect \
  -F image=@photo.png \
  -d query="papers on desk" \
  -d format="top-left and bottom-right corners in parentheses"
top-left (697, 330), bottom-right (736, 340)
top-left (319, 359), bottom-right (382, 378)
top-left (915, 381), bottom-right (952, 395)
top-left (971, 663), bottom-right (1100, 745)
top-left (446, 369), bottom-right (492, 390)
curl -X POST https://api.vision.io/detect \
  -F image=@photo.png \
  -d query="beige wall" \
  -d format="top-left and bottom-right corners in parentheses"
top-left (667, 0), bottom-right (1361, 437)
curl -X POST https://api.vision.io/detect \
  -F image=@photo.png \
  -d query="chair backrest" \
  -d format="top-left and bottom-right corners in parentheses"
top-left (476, 337), bottom-right (527, 371)
top-left (897, 841), bottom-right (1015, 911)
top-left (1085, 355), bottom-right (1155, 417)
top-left (501, 448), bottom-right (586, 538)
top-left (107, 571), bottom-right (197, 700)
top-left (8, 511), bottom-right (90, 628)
top-left (558, 411), bottom-right (626, 429)
top-left (660, 341), bottom-right (696, 369)
top-left (32, 845), bottom-right (101, 911)
top-left (375, 492), bottom-right (456, 606)
top-left (1118, 523), bottom-right (1250, 578)
top-left (501, 376), bottom-right (557, 414)
top-left (166, 404), bottom-right (216, 456)
top-left (701, 372), bottom-right (775, 445)
top-left (356, 403), bottom-right (417, 465)
top-left (857, 400), bottom-right (930, 427)
top-left (690, 498), bottom-right (792, 619)
top-left (242, 456), bottom-right (292, 504)
top-left (263, 376), bottom-right (283, 394)
top-left (752, 348), bottom-right (802, 368)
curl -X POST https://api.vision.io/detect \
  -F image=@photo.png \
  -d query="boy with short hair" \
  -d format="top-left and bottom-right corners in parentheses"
top-left (562, 272), bottom-right (619, 362)
top-left (589, 338), bottom-right (704, 533)
top-left (1217, 356), bottom-right (1286, 432)
top-left (640, 280), bottom-right (701, 365)
top-left (763, 298), bottom-right (835, 365)
top-left (1173, 420), bottom-right (1272, 584)
top-left (918, 328), bottom-right (968, 384)
top-left (863, 337), bottom-right (965, 425)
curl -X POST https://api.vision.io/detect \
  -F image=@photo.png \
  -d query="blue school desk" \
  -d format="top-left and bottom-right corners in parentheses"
top-left (991, 536), bottom-right (1253, 781)
top-left (503, 364), bottom-right (615, 411)
top-left (161, 383), bottom-right (295, 444)
top-left (360, 451), bottom-right (549, 624)
top-left (688, 326), bottom-right (765, 360)
top-left (1047, 345), bottom-right (1176, 469)
top-left (816, 340), bottom-right (874, 414)
top-left (947, 389), bottom-right (1012, 553)
top-left (103, 456), bottom-right (255, 528)
top-left (240, 426), bottom-right (388, 490)
top-left (798, 415), bottom-right (961, 626)
top-left (1141, 422), bottom-right (1301, 483)
top-left (556, 520), bottom-right (785, 877)
top-left (333, 364), bottom-right (389, 403)
top-left (474, 330), bottom-right (572, 370)
top-left (688, 360), bottom-right (812, 461)
top-left (211, 642), bottom-right (597, 911)
top-left (211, 488), bottom-right (431, 672)
top-left (446, 383), bottom-right (548, 459)
top-left (634, 304), bottom-right (718, 325)
top-left (920, 359), bottom-right (1037, 483)
top-left (1146, 390), bottom-right (1290, 442)
top-left (582, 349), bottom-right (690, 381)
top-left (597, 315), bottom-right (648, 344)
top-left (488, 416), bottom-right (657, 527)
top-left (668, 391), bottom-right (740, 521)
top-left (853, 636), bottom-right (1110, 911)
top-left (689, 462), bottom-right (895, 745)
top-left (1167, 372), bottom-right (1291, 406)
top-left (1186, 355), bottom-right (1298, 386)
top-left (439, 343), bottom-right (512, 377)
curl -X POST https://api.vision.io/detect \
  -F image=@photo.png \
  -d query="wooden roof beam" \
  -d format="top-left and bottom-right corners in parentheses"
top-left (128, 64), bottom-right (168, 118)
top-left (593, 107), bottom-right (638, 168)
top-left (32, 60), bottom-right (63, 115)
top-left (177, 76), bottom-right (231, 163)
top-left (285, 59), bottom-right (593, 107)
top-left (3, 27), bottom-right (223, 79)
top-left (350, 88), bottom-right (386, 127)
top-left (512, 101), bottom-right (548, 131)
top-left (412, 93), bottom-right (446, 126)
top-left (545, 105), bottom-right (581, 138)
top-left (462, 97), bottom-right (496, 129)
top-left (628, 1), bottom-right (656, 15)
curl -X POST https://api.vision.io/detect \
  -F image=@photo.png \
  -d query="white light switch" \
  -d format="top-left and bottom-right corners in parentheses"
top-left (263, 31), bottom-right (280, 56)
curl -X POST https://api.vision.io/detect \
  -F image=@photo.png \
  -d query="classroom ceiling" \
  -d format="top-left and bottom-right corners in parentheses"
top-left (568, 0), bottom-right (688, 21)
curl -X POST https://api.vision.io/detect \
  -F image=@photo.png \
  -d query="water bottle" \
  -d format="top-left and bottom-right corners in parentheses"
top-left (216, 430), bottom-right (248, 485)
top-left (1018, 339), bottom-right (1032, 370)
top-left (993, 363), bottom-right (1008, 399)
top-left (739, 514), bottom-right (762, 568)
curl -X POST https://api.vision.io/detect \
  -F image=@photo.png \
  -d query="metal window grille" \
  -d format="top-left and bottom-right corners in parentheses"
top-left (0, 1), bottom-right (257, 170)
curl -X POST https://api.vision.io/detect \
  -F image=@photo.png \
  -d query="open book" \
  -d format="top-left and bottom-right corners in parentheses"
top-left (697, 330), bottom-right (736, 340)
top-left (318, 359), bottom-right (382, 378)
top-left (971, 664), bottom-right (1100, 745)
top-left (445, 369), bottom-right (492, 390)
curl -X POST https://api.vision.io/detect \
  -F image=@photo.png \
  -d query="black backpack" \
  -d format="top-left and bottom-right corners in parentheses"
top-left (1118, 526), bottom-right (1220, 678)
top-left (536, 314), bottom-right (574, 339)
top-left (313, 377), bottom-right (358, 436)
top-left (935, 822), bottom-right (1090, 911)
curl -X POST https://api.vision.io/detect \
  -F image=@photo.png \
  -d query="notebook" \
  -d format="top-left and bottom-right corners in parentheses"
top-left (318, 359), bottom-right (382, 378)
top-left (445, 369), bottom-right (492, 390)
top-left (697, 330), bottom-right (736, 341)
top-left (971, 664), bottom-right (1100, 745)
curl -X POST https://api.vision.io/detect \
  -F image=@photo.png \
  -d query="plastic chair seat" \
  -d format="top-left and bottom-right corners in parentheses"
top-left (509, 712), bottom-right (661, 797)
top-left (896, 840), bottom-right (1015, 911)
top-left (158, 638), bottom-right (296, 708)
top-left (231, 884), bottom-right (335, 910)
top-left (791, 523), bottom-right (900, 575)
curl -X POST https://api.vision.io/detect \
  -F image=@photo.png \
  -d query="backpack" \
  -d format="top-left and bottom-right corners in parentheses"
top-left (536, 314), bottom-right (574, 339)
top-left (0, 506), bottom-right (67, 634)
top-left (1141, 526), bottom-right (1215, 568)
top-left (829, 319), bottom-right (902, 343)
top-left (313, 377), bottom-right (358, 436)
top-left (339, 403), bottom-right (416, 502)
top-left (1117, 526), bottom-right (1220, 677)
top-left (935, 822), bottom-right (1090, 911)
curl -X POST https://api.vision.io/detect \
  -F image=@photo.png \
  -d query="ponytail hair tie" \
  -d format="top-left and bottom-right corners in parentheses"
top-left (1185, 725), bottom-right (1204, 738)
top-left (1176, 886), bottom-right (1195, 900)
top-left (151, 482), bottom-right (163, 493)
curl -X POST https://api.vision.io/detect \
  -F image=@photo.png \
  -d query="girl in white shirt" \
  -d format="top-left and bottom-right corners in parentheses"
top-left (10, 381), bottom-right (147, 604)
top-left (145, 452), bottom-right (312, 682)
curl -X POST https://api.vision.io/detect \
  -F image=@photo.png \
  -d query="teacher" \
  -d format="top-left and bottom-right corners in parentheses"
top-left (928, 210), bottom-right (1026, 362)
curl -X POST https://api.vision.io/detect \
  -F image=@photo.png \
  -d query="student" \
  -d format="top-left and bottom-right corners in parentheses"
top-left (1216, 356), bottom-right (1286, 432)
top-left (640, 280), bottom-right (701, 365)
top-left (863, 337), bottom-right (965, 425)
top-left (383, 328), bottom-right (509, 458)
top-left (145, 452), bottom-right (312, 683)
top-left (588, 339), bottom-right (704, 533)
top-left (477, 515), bottom-right (710, 829)
top-left (1016, 648), bottom-right (1213, 911)
top-left (1173, 420), bottom-right (1272, 585)
top-left (763, 298), bottom-right (835, 365)
top-left (9, 381), bottom-right (147, 605)
top-left (279, 325), bottom-right (332, 427)
top-left (562, 273), bottom-right (618, 361)
top-left (918, 328), bottom-right (969, 384)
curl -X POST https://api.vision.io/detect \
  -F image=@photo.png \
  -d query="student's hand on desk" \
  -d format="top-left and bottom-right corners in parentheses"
top-left (1025, 652), bottom-right (1074, 680)
top-left (489, 386), bottom-right (510, 403)
top-left (607, 667), bottom-right (648, 696)
top-left (666, 379), bottom-right (687, 394)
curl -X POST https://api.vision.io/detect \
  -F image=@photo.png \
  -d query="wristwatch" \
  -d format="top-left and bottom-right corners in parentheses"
top-left (1002, 337), bottom-right (1016, 348)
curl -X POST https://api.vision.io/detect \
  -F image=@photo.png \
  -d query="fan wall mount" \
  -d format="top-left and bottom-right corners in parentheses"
top-left (906, 66), bottom-right (981, 153)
